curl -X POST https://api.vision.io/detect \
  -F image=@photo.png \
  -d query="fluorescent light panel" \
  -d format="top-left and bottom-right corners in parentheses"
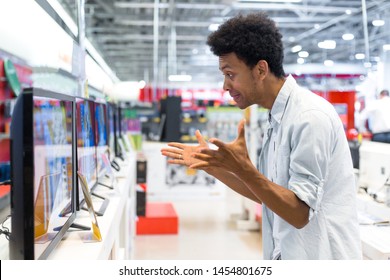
top-left (168, 74), bottom-right (192, 82)
top-left (238, 0), bottom-right (302, 2)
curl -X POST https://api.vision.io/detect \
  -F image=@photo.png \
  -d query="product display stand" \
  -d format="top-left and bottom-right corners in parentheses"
top-left (97, 153), bottom-right (118, 191)
top-left (48, 154), bottom-right (135, 259)
top-left (77, 172), bottom-right (102, 242)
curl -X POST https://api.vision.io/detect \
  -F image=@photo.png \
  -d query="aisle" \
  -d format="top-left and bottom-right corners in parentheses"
top-left (133, 188), bottom-right (263, 260)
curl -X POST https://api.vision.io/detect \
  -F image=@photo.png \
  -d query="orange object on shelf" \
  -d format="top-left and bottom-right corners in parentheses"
top-left (0, 184), bottom-right (10, 198)
top-left (136, 202), bottom-right (178, 235)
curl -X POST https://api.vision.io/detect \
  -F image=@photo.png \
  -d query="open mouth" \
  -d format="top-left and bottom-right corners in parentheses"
top-left (230, 92), bottom-right (241, 102)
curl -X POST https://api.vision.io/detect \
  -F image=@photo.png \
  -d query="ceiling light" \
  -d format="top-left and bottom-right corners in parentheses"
top-left (297, 58), bottom-right (305, 64)
top-left (324, 60), bottom-right (334, 67)
top-left (138, 80), bottom-right (146, 89)
top-left (238, 0), bottom-right (302, 2)
top-left (345, 9), bottom-right (352, 15)
top-left (291, 45), bottom-right (302, 53)
top-left (208, 23), bottom-right (220, 32)
top-left (355, 53), bottom-right (365, 60)
top-left (168, 74), bottom-right (192, 82)
top-left (372, 19), bottom-right (385, 26)
top-left (298, 51), bottom-right (309, 58)
top-left (318, 40), bottom-right (336, 49)
top-left (383, 44), bottom-right (390, 51)
top-left (314, 24), bottom-right (320, 29)
top-left (364, 62), bottom-right (372, 68)
top-left (342, 33), bottom-right (354, 41)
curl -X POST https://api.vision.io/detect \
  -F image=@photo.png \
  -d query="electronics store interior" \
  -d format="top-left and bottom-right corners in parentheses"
top-left (1, 0), bottom-right (390, 260)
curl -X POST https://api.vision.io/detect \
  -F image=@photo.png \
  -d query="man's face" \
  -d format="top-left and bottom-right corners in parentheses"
top-left (219, 53), bottom-right (259, 109)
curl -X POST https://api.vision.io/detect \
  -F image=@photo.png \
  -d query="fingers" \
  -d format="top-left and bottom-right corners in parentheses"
top-left (191, 150), bottom-right (214, 161)
top-left (167, 159), bottom-right (187, 166)
top-left (209, 137), bottom-right (226, 149)
top-left (161, 147), bottom-right (181, 154)
top-left (161, 148), bottom-right (184, 160)
top-left (195, 130), bottom-right (207, 146)
top-left (237, 119), bottom-right (246, 139)
top-left (167, 142), bottom-right (185, 150)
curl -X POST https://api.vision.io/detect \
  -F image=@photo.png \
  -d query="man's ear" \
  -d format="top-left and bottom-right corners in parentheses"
top-left (255, 60), bottom-right (268, 79)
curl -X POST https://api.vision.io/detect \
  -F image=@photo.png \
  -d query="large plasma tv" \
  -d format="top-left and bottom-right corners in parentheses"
top-left (10, 88), bottom-right (76, 259)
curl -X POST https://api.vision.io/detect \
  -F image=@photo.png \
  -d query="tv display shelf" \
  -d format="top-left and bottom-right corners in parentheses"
top-left (0, 152), bottom-right (136, 260)
top-left (357, 193), bottom-right (390, 260)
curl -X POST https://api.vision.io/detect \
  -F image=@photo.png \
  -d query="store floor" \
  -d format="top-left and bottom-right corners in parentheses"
top-left (132, 188), bottom-right (263, 260)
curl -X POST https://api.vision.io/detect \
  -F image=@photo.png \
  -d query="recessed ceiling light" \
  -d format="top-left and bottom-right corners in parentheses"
top-left (291, 45), bottom-right (302, 53)
top-left (364, 62), bottom-right (372, 68)
top-left (138, 80), bottom-right (146, 89)
top-left (168, 75), bottom-right (192, 82)
top-left (297, 58), bottom-right (305, 64)
top-left (383, 44), bottom-right (390, 51)
top-left (324, 60), bottom-right (334, 67)
top-left (345, 9), bottom-right (352, 15)
top-left (298, 51), bottom-right (309, 58)
top-left (208, 23), bottom-right (220, 31)
top-left (355, 53), bottom-right (365, 60)
top-left (237, 0), bottom-right (302, 2)
top-left (318, 40), bottom-right (336, 49)
top-left (372, 19), bottom-right (385, 27)
top-left (342, 33), bottom-right (354, 41)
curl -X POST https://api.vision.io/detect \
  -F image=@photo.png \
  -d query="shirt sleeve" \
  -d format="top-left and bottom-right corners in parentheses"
top-left (288, 109), bottom-right (335, 219)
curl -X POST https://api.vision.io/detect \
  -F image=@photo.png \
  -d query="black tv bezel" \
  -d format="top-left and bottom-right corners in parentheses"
top-left (74, 97), bottom-right (98, 210)
top-left (10, 87), bottom-right (77, 260)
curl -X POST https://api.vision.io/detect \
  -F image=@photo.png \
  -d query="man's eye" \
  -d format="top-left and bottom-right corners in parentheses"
top-left (225, 73), bottom-right (234, 79)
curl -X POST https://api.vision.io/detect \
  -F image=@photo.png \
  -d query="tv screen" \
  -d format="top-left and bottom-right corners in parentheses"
top-left (75, 98), bottom-right (97, 207)
top-left (114, 105), bottom-right (125, 156)
top-left (94, 101), bottom-right (108, 179)
top-left (10, 88), bottom-right (76, 260)
top-left (75, 98), bottom-right (109, 216)
top-left (106, 102), bottom-right (117, 160)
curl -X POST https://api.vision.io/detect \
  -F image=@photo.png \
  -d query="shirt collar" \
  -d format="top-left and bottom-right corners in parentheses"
top-left (269, 75), bottom-right (295, 125)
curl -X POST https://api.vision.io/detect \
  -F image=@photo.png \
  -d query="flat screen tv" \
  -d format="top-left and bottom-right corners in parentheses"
top-left (114, 105), bottom-right (126, 158)
top-left (10, 88), bottom-right (76, 259)
top-left (94, 101), bottom-right (108, 180)
top-left (106, 102), bottom-right (117, 160)
top-left (75, 98), bottom-right (108, 216)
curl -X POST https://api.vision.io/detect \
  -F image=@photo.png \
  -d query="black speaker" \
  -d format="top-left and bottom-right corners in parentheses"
top-left (161, 96), bottom-right (182, 142)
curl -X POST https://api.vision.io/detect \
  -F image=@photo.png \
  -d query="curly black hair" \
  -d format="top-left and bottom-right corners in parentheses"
top-left (207, 12), bottom-right (285, 78)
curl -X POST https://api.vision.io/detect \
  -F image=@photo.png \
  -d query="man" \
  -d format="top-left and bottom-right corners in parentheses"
top-left (359, 89), bottom-right (390, 143)
top-left (161, 13), bottom-right (362, 260)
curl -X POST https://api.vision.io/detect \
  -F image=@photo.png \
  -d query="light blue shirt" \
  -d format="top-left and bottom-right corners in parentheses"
top-left (259, 75), bottom-right (362, 260)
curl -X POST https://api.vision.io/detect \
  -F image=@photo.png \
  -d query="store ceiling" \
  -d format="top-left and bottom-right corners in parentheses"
top-left (58, 0), bottom-right (390, 86)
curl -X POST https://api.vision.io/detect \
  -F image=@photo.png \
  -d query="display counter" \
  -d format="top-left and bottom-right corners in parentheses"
top-left (357, 192), bottom-right (390, 260)
top-left (0, 152), bottom-right (136, 260)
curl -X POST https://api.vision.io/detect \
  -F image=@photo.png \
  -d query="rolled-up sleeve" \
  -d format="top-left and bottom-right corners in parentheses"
top-left (288, 110), bottom-right (333, 219)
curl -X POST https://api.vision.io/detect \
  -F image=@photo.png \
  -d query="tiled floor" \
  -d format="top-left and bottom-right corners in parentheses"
top-left (132, 188), bottom-right (263, 260)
